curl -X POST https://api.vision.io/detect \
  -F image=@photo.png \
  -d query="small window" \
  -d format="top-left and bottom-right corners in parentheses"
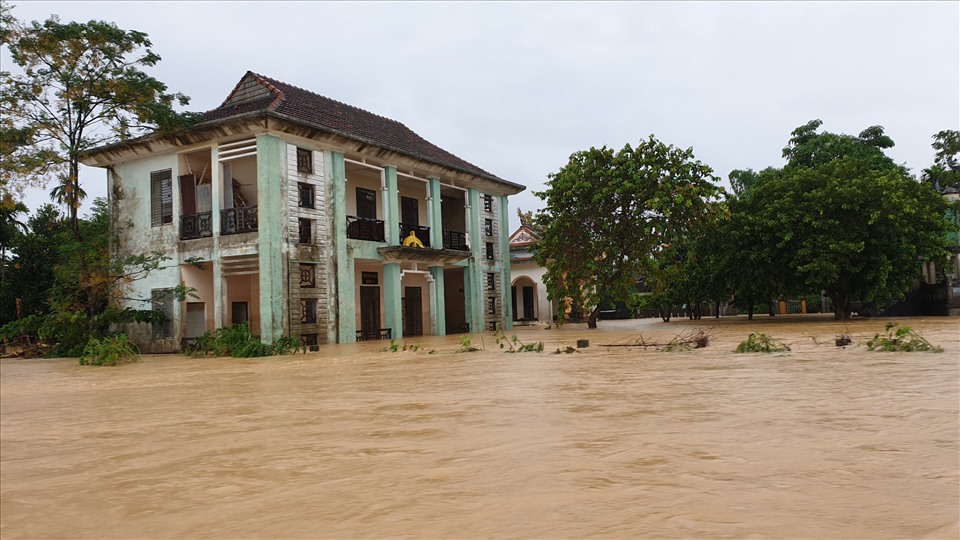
top-left (300, 264), bottom-right (316, 288)
top-left (485, 242), bottom-right (494, 260)
top-left (301, 299), bottom-right (318, 324)
top-left (298, 182), bottom-right (315, 208)
top-left (484, 218), bottom-right (493, 237)
top-left (299, 218), bottom-right (313, 244)
top-left (297, 147), bottom-right (313, 174)
top-left (487, 297), bottom-right (497, 316)
top-left (151, 288), bottom-right (174, 338)
top-left (483, 194), bottom-right (493, 213)
top-left (150, 169), bottom-right (173, 226)
top-left (486, 273), bottom-right (496, 291)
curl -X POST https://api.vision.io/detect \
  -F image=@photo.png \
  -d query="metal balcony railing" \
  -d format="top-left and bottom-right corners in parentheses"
top-left (180, 212), bottom-right (213, 240)
top-left (400, 223), bottom-right (431, 247)
top-left (221, 206), bottom-right (258, 235)
top-left (346, 216), bottom-right (385, 242)
top-left (442, 229), bottom-right (469, 251)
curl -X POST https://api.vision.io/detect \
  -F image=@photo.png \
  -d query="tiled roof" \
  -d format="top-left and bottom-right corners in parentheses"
top-left (205, 71), bottom-right (510, 185)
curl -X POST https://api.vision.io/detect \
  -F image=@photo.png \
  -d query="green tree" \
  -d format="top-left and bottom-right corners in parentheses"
top-left (533, 136), bottom-right (724, 328)
top-left (0, 203), bottom-right (66, 323)
top-left (0, 4), bottom-right (200, 239)
top-left (747, 121), bottom-right (954, 319)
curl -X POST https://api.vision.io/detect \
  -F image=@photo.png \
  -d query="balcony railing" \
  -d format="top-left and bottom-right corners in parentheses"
top-left (346, 216), bottom-right (385, 242)
top-left (443, 229), bottom-right (469, 251)
top-left (221, 206), bottom-right (258, 235)
top-left (180, 212), bottom-right (213, 240)
top-left (400, 223), bottom-right (431, 248)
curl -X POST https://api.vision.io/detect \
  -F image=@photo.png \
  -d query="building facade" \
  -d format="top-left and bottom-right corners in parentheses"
top-left (82, 72), bottom-right (525, 351)
top-left (508, 222), bottom-right (556, 325)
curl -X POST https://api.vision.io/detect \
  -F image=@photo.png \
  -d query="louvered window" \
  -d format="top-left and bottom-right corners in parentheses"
top-left (150, 169), bottom-right (173, 226)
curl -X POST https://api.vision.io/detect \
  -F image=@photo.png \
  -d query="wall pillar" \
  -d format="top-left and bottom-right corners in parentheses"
top-left (210, 144), bottom-right (224, 329)
top-left (498, 195), bottom-right (513, 331)
top-left (256, 135), bottom-right (285, 343)
top-left (429, 265), bottom-right (446, 335)
top-left (428, 178), bottom-right (443, 249)
top-left (330, 151), bottom-right (355, 343)
top-left (383, 262), bottom-right (403, 339)
top-left (466, 188), bottom-right (484, 333)
top-left (384, 166), bottom-right (399, 246)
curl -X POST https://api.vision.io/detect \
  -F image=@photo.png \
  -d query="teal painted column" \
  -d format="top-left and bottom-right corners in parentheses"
top-left (498, 195), bottom-right (513, 330)
top-left (331, 151), bottom-right (356, 343)
top-left (428, 177), bottom-right (442, 249)
top-left (384, 166), bottom-right (399, 246)
top-left (383, 262), bottom-right (403, 339)
top-left (466, 188), bottom-right (485, 333)
top-left (256, 135), bottom-right (285, 343)
top-left (429, 266), bottom-right (446, 335)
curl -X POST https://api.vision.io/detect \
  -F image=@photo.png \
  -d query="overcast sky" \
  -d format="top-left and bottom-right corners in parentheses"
top-left (6, 1), bottom-right (959, 231)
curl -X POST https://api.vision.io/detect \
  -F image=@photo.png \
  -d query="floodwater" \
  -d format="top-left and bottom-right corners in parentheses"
top-left (1, 315), bottom-right (958, 540)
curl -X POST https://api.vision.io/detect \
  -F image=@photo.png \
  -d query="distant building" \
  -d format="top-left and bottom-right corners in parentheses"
top-left (508, 219), bottom-right (556, 324)
top-left (81, 71), bottom-right (525, 351)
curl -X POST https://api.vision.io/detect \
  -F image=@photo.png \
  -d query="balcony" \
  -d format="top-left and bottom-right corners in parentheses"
top-left (221, 206), bottom-right (258, 235)
top-left (180, 212), bottom-right (213, 240)
top-left (442, 229), bottom-right (469, 251)
top-left (346, 216), bottom-right (385, 242)
top-left (400, 223), bottom-right (431, 248)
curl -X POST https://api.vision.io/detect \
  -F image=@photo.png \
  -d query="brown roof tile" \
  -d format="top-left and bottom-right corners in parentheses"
top-left (206, 72), bottom-right (513, 185)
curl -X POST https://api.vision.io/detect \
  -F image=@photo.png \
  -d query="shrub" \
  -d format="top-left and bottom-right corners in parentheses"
top-left (735, 333), bottom-right (791, 353)
top-left (78, 334), bottom-right (141, 366)
top-left (187, 323), bottom-right (300, 358)
top-left (866, 323), bottom-right (943, 352)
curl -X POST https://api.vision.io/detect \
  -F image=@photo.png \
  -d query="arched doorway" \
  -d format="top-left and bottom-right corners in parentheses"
top-left (511, 276), bottom-right (538, 322)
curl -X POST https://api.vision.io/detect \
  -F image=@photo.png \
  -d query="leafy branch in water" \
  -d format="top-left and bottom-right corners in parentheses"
top-left (866, 323), bottom-right (943, 352)
top-left (494, 330), bottom-right (544, 353)
top-left (734, 333), bottom-right (791, 353)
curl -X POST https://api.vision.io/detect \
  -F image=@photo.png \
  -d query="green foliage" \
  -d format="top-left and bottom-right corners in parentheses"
top-left (457, 335), bottom-right (481, 353)
top-left (533, 136), bottom-right (724, 328)
top-left (735, 333), bottom-right (791, 353)
top-left (866, 323), bottom-right (943, 352)
top-left (0, 6), bottom-right (200, 237)
top-left (186, 323), bottom-right (300, 358)
top-left (494, 330), bottom-right (544, 353)
top-left (380, 339), bottom-right (421, 352)
top-left (78, 333), bottom-right (140, 366)
top-left (712, 121), bottom-right (956, 320)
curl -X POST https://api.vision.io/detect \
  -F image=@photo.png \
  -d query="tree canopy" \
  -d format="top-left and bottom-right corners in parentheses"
top-left (532, 136), bottom-right (724, 328)
top-left (0, 3), bottom-right (200, 238)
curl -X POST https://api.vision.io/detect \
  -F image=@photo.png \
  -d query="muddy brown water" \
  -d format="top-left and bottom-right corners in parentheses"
top-left (2, 315), bottom-right (958, 540)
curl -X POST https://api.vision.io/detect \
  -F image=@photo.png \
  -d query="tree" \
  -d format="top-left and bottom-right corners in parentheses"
top-left (0, 203), bottom-right (66, 323)
top-left (746, 121), bottom-right (954, 319)
top-left (0, 4), bottom-right (200, 239)
top-left (533, 136), bottom-right (724, 328)
top-left (925, 130), bottom-right (960, 189)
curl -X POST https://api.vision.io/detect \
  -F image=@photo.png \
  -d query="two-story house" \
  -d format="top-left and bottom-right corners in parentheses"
top-left (81, 72), bottom-right (525, 351)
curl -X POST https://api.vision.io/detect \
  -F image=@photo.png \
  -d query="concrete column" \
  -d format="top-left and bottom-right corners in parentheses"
top-left (383, 262), bottom-right (403, 339)
top-left (331, 151), bottom-right (355, 343)
top-left (210, 144), bottom-right (223, 329)
top-left (429, 266), bottom-right (446, 335)
top-left (498, 195), bottom-right (513, 331)
top-left (428, 178), bottom-right (442, 249)
top-left (466, 188), bottom-right (484, 333)
top-left (256, 135), bottom-right (285, 343)
top-left (384, 166), bottom-right (399, 246)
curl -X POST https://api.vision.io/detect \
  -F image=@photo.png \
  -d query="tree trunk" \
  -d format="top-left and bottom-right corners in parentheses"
top-left (587, 305), bottom-right (600, 329)
top-left (747, 305), bottom-right (754, 320)
top-left (832, 295), bottom-right (851, 320)
top-left (714, 300), bottom-right (721, 318)
top-left (69, 160), bottom-right (82, 241)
